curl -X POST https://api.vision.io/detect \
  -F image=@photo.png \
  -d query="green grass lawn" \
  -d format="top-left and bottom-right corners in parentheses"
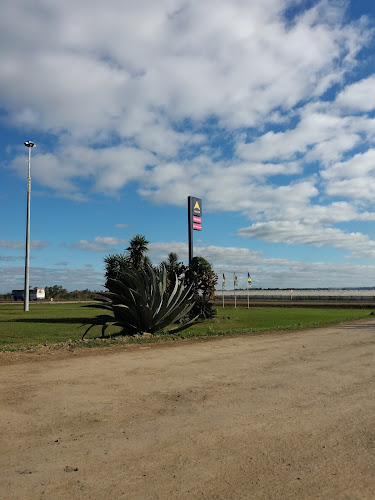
top-left (0, 303), bottom-right (103, 348)
top-left (0, 302), bottom-right (372, 350)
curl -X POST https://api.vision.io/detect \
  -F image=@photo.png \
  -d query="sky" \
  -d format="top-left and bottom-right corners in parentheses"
top-left (2, 0), bottom-right (375, 292)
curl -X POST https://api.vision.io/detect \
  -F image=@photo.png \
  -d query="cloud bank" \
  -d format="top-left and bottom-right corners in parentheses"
top-left (2, 0), bottom-right (375, 288)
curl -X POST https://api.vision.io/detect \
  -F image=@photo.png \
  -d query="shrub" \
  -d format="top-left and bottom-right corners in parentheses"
top-left (82, 264), bottom-right (198, 338)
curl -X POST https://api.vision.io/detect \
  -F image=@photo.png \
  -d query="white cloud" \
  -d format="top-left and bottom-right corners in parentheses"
top-left (295, 202), bottom-right (375, 225)
top-left (93, 237), bottom-right (127, 246)
top-left (336, 76), bottom-right (375, 112)
top-left (0, 265), bottom-right (104, 293)
top-left (322, 149), bottom-right (375, 180)
top-left (2, 237), bottom-right (375, 293)
top-left (2, 1), bottom-right (369, 145)
top-left (325, 177), bottom-right (375, 201)
top-left (31, 241), bottom-right (51, 250)
top-left (140, 155), bottom-right (316, 221)
top-left (0, 240), bottom-right (24, 249)
top-left (236, 104), bottom-right (363, 165)
top-left (114, 240), bottom-right (375, 288)
top-left (70, 237), bottom-right (128, 252)
top-left (148, 241), bottom-right (263, 265)
top-left (2, 0), bottom-right (375, 283)
top-left (237, 220), bottom-right (375, 255)
top-left (0, 256), bottom-right (21, 262)
top-left (9, 145), bottom-right (156, 198)
top-left (0, 240), bottom-right (50, 250)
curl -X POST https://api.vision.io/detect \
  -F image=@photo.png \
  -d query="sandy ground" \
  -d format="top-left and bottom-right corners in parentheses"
top-left (0, 320), bottom-right (374, 500)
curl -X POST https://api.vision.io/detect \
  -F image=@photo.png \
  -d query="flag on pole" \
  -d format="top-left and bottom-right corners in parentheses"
top-left (248, 273), bottom-right (252, 288)
top-left (234, 273), bottom-right (238, 288)
top-left (222, 273), bottom-right (226, 289)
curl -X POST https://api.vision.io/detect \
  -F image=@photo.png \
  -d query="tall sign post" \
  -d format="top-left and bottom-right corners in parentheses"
top-left (188, 196), bottom-right (202, 265)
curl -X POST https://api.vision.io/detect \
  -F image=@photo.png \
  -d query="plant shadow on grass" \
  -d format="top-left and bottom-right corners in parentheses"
top-left (0, 318), bottom-right (91, 325)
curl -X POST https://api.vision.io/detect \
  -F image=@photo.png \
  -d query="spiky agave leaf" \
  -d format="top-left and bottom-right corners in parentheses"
top-left (152, 288), bottom-right (193, 331)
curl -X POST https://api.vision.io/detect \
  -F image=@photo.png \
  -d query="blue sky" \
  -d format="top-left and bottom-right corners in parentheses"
top-left (2, 0), bottom-right (375, 292)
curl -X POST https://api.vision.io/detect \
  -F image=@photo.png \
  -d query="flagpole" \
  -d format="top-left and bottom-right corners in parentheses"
top-left (247, 273), bottom-right (251, 308)
top-left (222, 278), bottom-right (224, 309)
top-left (234, 272), bottom-right (236, 309)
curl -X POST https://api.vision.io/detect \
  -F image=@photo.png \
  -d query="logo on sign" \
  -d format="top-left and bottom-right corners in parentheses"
top-left (193, 223), bottom-right (202, 231)
top-left (193, 216), bottom-right (202, 223)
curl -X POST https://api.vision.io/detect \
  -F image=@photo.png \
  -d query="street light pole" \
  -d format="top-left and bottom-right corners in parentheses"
top-left (24, 141), bottom-right (36, 312)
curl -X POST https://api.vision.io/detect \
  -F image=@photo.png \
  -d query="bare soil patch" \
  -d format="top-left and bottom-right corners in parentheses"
top-left (1, 320), bottom-right (375, 499)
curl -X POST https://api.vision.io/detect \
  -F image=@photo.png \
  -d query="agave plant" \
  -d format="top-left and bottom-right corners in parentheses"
top-left (82, 264), bottom-right (197, 339)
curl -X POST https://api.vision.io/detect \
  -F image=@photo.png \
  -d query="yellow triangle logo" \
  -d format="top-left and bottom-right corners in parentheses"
top-left (194, 201), bottom-right (200, 211)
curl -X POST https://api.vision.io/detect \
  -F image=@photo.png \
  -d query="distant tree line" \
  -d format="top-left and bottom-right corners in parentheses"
top-left (44, 286), bottom-right (98, 301)
top-left (0, 287), bottom-right (99, 301)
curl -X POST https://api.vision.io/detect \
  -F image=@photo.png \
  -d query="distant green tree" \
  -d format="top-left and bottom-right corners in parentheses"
top-left (161, 252), bottom-right (186, 293)
top-left (143, 255), bottom-right (154, 270)
top-left (45, 285), bottom-right (68, 299)
top-left (67, 289), bottom-right (98, 301)
top-left (104, 235), bottom-right (150, 287)
top-left (44, 287), bottom-right (98, 301)
top-left (104, 253), bottom-right (129, 283)
top-left (184, 256), bottom-right (218, 319)
top-left (126, 234), bottom-right (149, 270)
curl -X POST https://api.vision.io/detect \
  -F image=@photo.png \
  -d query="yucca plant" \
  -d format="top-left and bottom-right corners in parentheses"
top-left (82, 264), bottom-right (198, 339)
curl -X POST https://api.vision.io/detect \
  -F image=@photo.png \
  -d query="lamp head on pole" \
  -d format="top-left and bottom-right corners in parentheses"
top-left (24, 141), bottom-right (36, 148)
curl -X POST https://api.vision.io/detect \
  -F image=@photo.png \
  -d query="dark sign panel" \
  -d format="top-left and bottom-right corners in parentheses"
top-left (189, 197), bottom-right (202, 230)
top-left (188, 196), bottom-right (203, 264)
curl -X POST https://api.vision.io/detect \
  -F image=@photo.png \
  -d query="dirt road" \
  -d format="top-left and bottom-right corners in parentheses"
top-left (1, 320), bottom-right (375, 499)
